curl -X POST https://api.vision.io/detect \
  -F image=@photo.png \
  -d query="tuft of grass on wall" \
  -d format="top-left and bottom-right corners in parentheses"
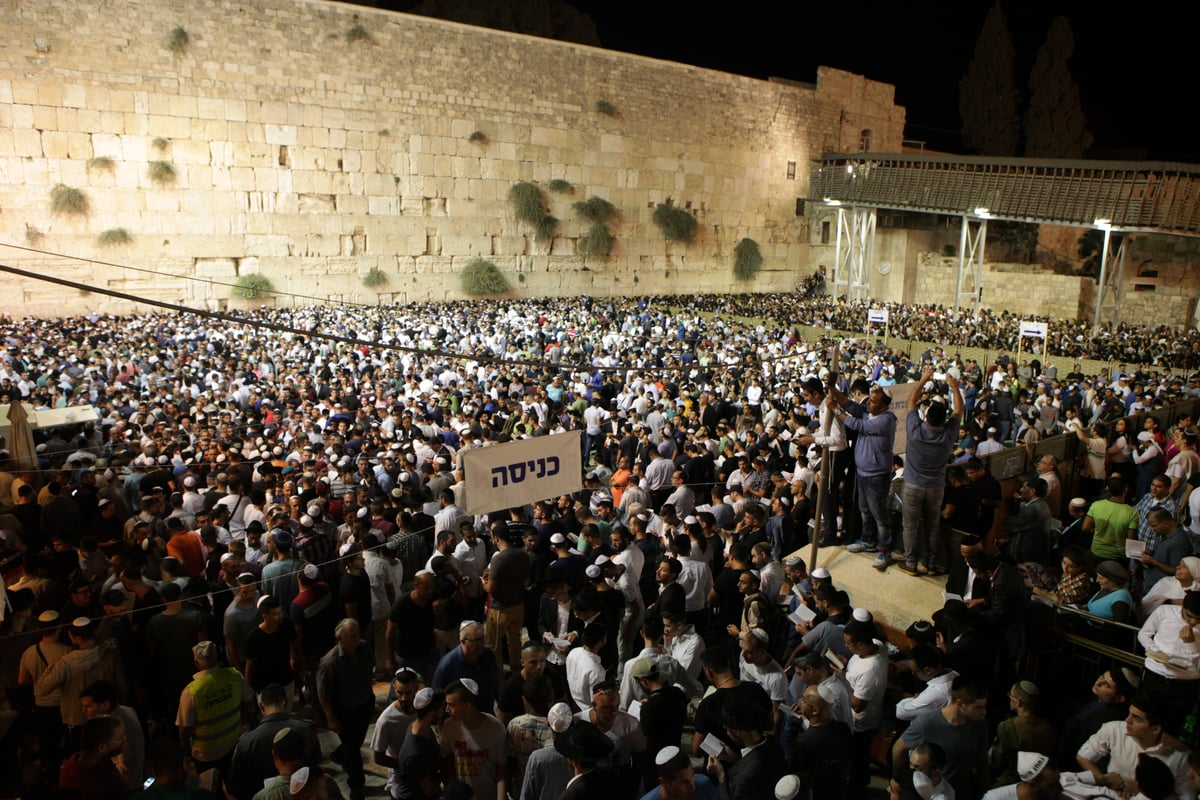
top-left (166, 27), bottom-right (189, 55)
top-left (548, 179), bottom-right (573, 194)
top-left (231, 274), bottom-right (274, 299)
top-left (362, 267), bottom-right (388, 288)
top-left (148, 161), bottom-right (177, 185)
top-left (152, 137), bottom-right (171, 152)
top-left (25, 224), bottom-right (43, 244)
top-left (88, 156), bottom-right (116, 172)
top-left (468, 131), bottom-right (488, 144)
top-left (346, 24), bottom-right (370, 43)
top-left (97, 228), bottom-right (133, 247)
top-left (733, 237), bottom-right (763, 280)
top-left (50, 185), bottom-right (89, 216)
top-left (652, 202), bottom-right (696, 244)
top-left (508, 181), bottom-right (547, 226)
top-left (595, 99), bottom-right (617, 116)
top-left (461, 258), bottom-right (510, 295)
top-left (572, 196), bottom-right (617, 224)
top-left (579, 224), bottom-right (613, 258)
top-left (536, 215), bottom-right (559, 243)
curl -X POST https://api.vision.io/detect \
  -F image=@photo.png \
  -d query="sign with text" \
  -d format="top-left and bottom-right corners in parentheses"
top-left (461, 431), bottom-right (583, 515)
top-left (867, 309), bottom-right (889, 324)
top-left (888, 380), bottom-right (919, 455)
top-left (1019, 320), bottom-right (1048, 339)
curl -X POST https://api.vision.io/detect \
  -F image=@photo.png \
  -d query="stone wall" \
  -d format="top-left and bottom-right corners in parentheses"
top-left (915, 253), bottom-right (1088, 319)
top-left (0, 0), bottom-right (905, 316)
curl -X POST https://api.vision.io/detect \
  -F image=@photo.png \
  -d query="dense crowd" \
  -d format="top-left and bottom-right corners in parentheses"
top-left (1, 290), bottom-right (1200, 800)
top-left (668, 283), bottom-right (1200, 368)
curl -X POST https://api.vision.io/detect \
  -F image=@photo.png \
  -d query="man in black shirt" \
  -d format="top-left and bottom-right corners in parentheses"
top-left (385, 571), bottom-right (438, 683)
top-left (787, 684), bottom-right (852, 800)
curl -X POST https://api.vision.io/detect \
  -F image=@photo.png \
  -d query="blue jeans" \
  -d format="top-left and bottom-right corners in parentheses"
top-left (857, 472), bottom-right (892, 551)
top-left (901, 483), bottom-right (944, 566)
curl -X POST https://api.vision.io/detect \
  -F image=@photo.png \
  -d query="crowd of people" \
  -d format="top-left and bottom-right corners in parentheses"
top-left (1, 288), bottom-right (1200, 800)
top-left (670, 282), bottom-right (1200, 368)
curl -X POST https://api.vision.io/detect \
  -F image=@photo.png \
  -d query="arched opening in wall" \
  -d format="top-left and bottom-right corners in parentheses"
top-left (821, 219), bottom-right (831, 244)
top-left (860, 129), bottom-right (873, 151)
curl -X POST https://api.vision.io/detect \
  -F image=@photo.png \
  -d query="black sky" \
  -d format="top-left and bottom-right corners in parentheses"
top-left (381, 2), bottom-right (1195, 162)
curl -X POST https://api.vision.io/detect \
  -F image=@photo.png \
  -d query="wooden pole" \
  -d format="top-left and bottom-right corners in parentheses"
top-left (808, 342), bottom-right (841, 573)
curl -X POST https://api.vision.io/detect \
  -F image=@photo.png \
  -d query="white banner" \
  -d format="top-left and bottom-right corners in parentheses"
top-left (887, 381), bottom-right (920, 455)
top-left (1019, 320), bottom-right (1048, 338)
top-left (867, 309), bottom-right (889, 324)
top-left (461, 431), bottom-right (583, 515)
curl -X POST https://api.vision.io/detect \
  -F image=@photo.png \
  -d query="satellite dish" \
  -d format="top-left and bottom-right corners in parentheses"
top-left (877, 261), bottom-right (892, 275)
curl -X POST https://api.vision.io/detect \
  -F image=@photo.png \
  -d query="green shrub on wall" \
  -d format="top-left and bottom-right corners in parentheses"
top-left (536, 216), bottom-right (559, 243)
top-left (232, 274), bottom-right (273, 299)
top-left (88, 156), bottom-right (115, 173)
top-left (733, 238), bottom-right (763, 280)
top-left (461, 258), bottom-right (510, 295)
top-left (508, 182), bottom-right (546, 225)
top-left (572, 196), bottom-right (616, 225)
top-left (653, 203), bottom-right (696, 244)
top-left (166, 26), bottom-right (189, 55)
top-left (362, 267), bottom-right (388, 288)
top-left (148, 161), bottom-right (176, 185)
top-left (50, 185), bottom-right (89, 216)
top-left (579, 224), bottom-right (613, 258)
top-left (595, 99), bottom-right (617, 116)
top-left (97, 228), bottom-right (132, 246)
top-left (548, 179), bottom-right (573, 194)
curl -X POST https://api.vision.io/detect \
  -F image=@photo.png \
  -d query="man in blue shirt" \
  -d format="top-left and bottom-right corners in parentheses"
top-left (831, 383), bottom-right (897, 570)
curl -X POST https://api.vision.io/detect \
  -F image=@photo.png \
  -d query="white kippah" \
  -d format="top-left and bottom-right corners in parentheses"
top-left (853, 608), bottom-right (872, 622)
top-left (655, 745), bottom-right (681, 766)
top-left (775, 775), bottom-right (803, 800)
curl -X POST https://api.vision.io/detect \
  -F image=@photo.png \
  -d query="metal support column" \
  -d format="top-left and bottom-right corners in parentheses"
top-left (833, 206), bottom-right (875, 302)
top-left (1093, 230), bottom-right (1128, 332)
top-left (954, 215), bottom-right (987, 318)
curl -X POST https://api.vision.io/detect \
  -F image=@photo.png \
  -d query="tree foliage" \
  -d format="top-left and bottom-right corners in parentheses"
top-left (1024, 17), bottom-right (1093, 158)
top-left (959, 2), bottom-right (1020, 156)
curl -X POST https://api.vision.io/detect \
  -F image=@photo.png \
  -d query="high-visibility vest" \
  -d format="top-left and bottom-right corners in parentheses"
top-left (186, 668), bottom-right (243, 761)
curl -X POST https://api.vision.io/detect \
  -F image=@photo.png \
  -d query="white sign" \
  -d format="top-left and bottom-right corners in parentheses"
top-left (1019, 320), bottom-right (1048, 339)
top-left (461, 431), bottom-right (583, 515)
top-left (888, 381), bottom-right (920, 455)
top-left (867, 309), bottom-right (889, 324)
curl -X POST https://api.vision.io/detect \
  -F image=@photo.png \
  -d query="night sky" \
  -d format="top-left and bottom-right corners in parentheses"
top-left (380, 1), bottom-right (1196, 163)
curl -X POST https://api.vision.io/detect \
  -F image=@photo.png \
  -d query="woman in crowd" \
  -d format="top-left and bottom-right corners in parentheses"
top-left (1140, 555), bottom-right (1200, 618)
top-left (1087, 560), bottom-right (1133, 624)
top-left (1032, 546), bottom-right (1093, 608)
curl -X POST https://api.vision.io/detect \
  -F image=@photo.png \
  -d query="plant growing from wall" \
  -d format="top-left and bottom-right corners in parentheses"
top-left (166, 27), bottom-right (189, 55)
top-left (536, 216), bottom-right (559, 243)
top-left (50, 185), bottom-right (89, 216)
top-left (579, 224), bottom-right (613, 258)
top-left (98, 228), bottom-right (133, 247)
top-left (232, 274), bottom-right (274, 300)
top-left (653, 202), bottom-right (696, 244)
top-left (508, 182), bottom-right (546, 225)
top-left (88, 156), bottom-right (115, 173)
top-left (152, 137), bottom-right (171, 153)
top-left (148, 161), bottom-right (177, 185)
top-left (346, 24), bottom-right (370, 44)
top-left (25, 224), bottom-right (43, 244)
top-left (572, 196), bottom-right (616, 225)
top-left (548, 179), bottom-right (573, 194)
top-left (362, 267), bottom-right (388, 289)
top-left (595, 99), bottom-right (617, 116)
top-left (468, 131), bottom-right (488, 144)
top-left (461, 258), bottom-right (510, 295)
top-left (733, 237), bottom-right (763, 280)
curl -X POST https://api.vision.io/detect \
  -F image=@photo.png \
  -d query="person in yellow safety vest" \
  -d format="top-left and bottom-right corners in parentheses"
top-left (177, 639), bottom-right (255, 780)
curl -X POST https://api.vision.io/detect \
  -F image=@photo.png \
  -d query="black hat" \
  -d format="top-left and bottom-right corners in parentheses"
top-left (719, 689), bottom-right (772, 732)
top-left (554, 719), bottom-right (615, 763)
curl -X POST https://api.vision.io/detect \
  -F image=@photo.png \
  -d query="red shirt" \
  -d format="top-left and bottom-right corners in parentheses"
top-left (60, 753), bottom-right (129, 799)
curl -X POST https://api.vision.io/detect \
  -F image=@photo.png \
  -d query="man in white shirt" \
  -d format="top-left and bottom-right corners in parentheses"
top-left (661, 612), bottom-right (705, 681)
top-left (738, 628), bottom-right (787, 735)
top-left (842, 619), bottom-right (888, 799)
top-left (895, 645), bottom-right (958, 722)
top-left (565, 623), bottom-right (608, 713)
top-left (1077, 696), bottom-right (1194, 800)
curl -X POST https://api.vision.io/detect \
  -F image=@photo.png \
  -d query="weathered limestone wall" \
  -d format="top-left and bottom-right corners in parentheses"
top-left (915, 253), bottom-right (1088, 318)
top-left (0, 0), bottom-right (905, 316)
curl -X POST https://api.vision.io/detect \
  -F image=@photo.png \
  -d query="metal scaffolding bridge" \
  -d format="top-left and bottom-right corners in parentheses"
top-left (807, 152), bottom-right (1200, 328)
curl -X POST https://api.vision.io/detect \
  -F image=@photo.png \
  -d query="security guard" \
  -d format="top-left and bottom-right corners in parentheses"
top-left (177, 640), bottom-right (254, 778)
